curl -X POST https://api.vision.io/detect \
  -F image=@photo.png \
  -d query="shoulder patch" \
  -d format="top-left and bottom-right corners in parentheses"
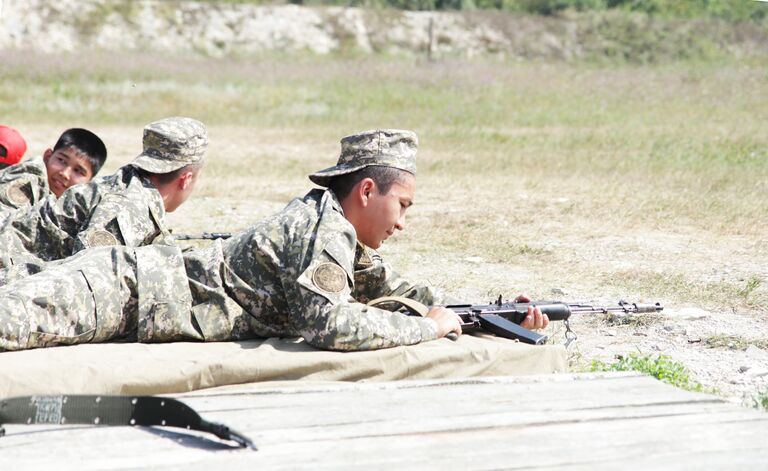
top-left (355, 243), bottom-right (374, 269)
top-left (86, 230), bottom-right (119, 247)
top-left (312, 262), bottom-right (347, 293)
top-left (6, 180), bottom-right (31, 205)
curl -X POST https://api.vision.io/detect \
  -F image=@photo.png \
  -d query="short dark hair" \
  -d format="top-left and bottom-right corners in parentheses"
top-left (328, 165), bottom-right (411, 202)
top-left (138, 162), bottom-right (203, 185)
top-left (53, 128), bottom-right (108, 176)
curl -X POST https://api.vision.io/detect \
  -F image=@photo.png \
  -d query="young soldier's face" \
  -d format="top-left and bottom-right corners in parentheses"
top-left (358, 173), bottom-right (415, 249)
top-left (43, 146), bottom-right (94, 197)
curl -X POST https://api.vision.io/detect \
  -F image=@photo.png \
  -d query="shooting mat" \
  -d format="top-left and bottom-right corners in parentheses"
top-left (0, 334), bottom-right (567, 396)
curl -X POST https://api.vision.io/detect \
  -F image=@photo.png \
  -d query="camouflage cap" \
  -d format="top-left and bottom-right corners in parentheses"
top-left (130, 117), bottom-right (208, 174)
top-left (0, 125), bottom-right (27, 166)
top-left (309, 129), bottom-right (418, 187)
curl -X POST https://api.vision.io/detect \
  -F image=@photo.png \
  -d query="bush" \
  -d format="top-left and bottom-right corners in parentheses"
top-left (590, 353), bottom-right (707, 392)
top-left (753, 389), bottom-right (768, 411)
top-left (261, 0), bottom-right (768, 20)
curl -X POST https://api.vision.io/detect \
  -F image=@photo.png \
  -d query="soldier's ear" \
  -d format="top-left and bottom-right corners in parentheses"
top-left (358, 178), bottom-right (375, 206)
top-left (178, 170), bottom-right (194, 190)
top-left (42, 148), bottom-right (53, 164)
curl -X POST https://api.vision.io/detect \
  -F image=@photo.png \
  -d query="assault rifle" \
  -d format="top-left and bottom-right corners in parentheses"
top-left (173, 232), bottom-right (233, 241)
top-left (444, 296), bottom-right (663, 345)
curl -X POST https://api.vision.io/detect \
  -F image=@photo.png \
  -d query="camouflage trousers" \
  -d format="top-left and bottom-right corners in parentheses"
top-left (0, 244), bottom-right (210, 351)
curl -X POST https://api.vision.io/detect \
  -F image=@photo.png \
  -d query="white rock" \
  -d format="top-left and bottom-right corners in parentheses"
top-left (747, 367), bottom-right (768, 378)
top-left (463, 256), bottom-right (484, 264)
top-left (665, 307), bottom-right (713, 321)
top-left (745, 345), bottom-right (767, 359)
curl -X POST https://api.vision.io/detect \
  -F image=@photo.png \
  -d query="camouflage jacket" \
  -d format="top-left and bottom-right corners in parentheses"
top-left (184, 188), bottom-right (445, 351)
top-left (0, 164), bottom-right (170, 270)
top-left (0, 157), bottom-right (49, 217)
top-left (0, 190), bottom-right (448, 351)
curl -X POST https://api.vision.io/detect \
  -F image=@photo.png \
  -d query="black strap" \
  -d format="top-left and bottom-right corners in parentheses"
top-left (0, 395), bottom-right (256, 450)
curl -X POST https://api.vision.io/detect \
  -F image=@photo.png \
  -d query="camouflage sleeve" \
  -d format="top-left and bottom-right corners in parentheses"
top-left (0, 163), bottom-right (48, 211)
top-left (353, 248), bottom-right (457, 306)
top-left (29, 184), bottom-right (101, 260)
top-left (72, 184), bottom-right (168, 254)
top-left (291, 252), bottom-right (438, 351)
top-left (0, 192), bottom-right (77, 265)
top-left (0, 246), bottom-right (139, 351)
top-left (0, 248), bottom-right (46, 286)
top-left (71, 194), bottom-right (137, 252)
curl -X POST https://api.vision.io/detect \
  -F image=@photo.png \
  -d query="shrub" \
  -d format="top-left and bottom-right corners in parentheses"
top-left (590, 352), bottom-right (706, 392)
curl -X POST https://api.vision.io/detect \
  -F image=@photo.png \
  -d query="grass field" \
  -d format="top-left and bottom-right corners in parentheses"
top-left (4, 50), bottom-right (765, 299)
top-left (2, 48), bottom-right (767, 399)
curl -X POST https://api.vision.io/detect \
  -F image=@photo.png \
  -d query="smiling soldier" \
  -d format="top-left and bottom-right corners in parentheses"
top-left (0, 128), bottom-right (107, 215)
top-left (0, 117), bottom-right (206, 283)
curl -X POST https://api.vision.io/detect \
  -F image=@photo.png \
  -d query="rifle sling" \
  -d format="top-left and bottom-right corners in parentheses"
top-left (0, 395), bottom-right (256, 450)
top-left (367, 296), bottom-right (429, 317)
top-left (366, 296), bottom-right (465, 340)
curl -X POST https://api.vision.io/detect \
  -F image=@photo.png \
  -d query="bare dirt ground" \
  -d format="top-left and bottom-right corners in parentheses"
top-left (388, 210), bottom-right (768, 407)
top-left (24, 123), bottom-right (768, 408)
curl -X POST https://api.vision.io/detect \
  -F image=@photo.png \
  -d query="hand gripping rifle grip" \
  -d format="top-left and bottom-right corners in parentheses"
top-left (534, 303), bottom-right (572, 322)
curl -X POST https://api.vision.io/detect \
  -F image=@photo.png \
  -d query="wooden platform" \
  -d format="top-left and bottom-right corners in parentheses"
top-left (2, 372), bottom-right (767, 470)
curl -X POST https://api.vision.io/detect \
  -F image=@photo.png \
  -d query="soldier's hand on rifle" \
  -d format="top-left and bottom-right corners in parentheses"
top-left (520, 305), bottom-right (549, 330)
top-left (514, 294), bottom-right (531, 303)
top-left (512, 294), bottom-right (549, 330)
top-left (427, 306), bottom-right (462, 339)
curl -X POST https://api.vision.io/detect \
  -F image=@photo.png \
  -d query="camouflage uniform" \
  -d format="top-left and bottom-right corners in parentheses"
top-left (0, 117), bottom-right (207, 282)
top-left (0, 129), bottom-right (447, 352)
top-left (0, 244), bottom-right (191, 350)
top-left (206, 129), bottom-right (444, 350)
top-left (0, 157), bottom-right (49, 218)
top-left (185, 187), bottom-right (445, 351)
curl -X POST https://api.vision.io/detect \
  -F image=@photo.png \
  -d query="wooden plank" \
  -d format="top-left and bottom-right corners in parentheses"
top-left (1, 373), bottom-right (766, 470)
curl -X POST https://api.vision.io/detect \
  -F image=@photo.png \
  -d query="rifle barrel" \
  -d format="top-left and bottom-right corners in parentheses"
top-left (566, 302), bottom-right (663, 315)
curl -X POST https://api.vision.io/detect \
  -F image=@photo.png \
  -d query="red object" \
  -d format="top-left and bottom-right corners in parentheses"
top-left (0, 125), bottom-right (27, 166)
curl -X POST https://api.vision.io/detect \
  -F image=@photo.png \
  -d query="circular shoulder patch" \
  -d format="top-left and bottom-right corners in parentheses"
top-left (312, 262), bottom-right (347, 293)
top-left (6, 180), bottom-right (31, 205)
top-left (86, 230), bottom-right (119, 247)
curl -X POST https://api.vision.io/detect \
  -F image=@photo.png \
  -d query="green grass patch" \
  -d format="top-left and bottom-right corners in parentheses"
top-left (752, 389), bottom-right (768, 411)
top-left (738, 276), bottom-right (763, 299)
top-left (590, 352), bottom-right (707, 392)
